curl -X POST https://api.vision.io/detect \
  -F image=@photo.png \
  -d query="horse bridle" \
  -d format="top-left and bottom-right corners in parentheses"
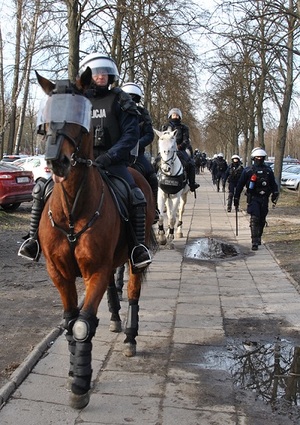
top-left (46, 104), bottom-right (104, 246)
top-left (160, 150), bottom-right (183, 176)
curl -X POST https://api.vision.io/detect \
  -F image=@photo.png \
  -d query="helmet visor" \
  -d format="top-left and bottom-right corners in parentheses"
top-left (36, 94), bottom-right (92, 132)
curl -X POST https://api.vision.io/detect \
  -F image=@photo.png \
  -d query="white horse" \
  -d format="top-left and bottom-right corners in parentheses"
top-left (154, 129), bottom-right (190, 246)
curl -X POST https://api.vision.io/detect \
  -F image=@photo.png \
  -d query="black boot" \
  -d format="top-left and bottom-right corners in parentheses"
top-left (147, 172), bottom-right (159, 223)
top-left (227, 193), bottom-right (233, 212)
top-left (250, 216), bottom-right (260, 251)
top-left (258, 220), bottom-right (266, 245)
top-left (18, 179), bottom-right (50, 261)
top-left (130, 187), bottom-right (152, 273)
top-left (187, 162), bottom-right (199, 192)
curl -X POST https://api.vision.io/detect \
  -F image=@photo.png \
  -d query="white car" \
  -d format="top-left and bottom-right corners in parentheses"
top-left (12, 155), bottom-right (52, 182)
top-left (281, 166), bottom-right (300, 190)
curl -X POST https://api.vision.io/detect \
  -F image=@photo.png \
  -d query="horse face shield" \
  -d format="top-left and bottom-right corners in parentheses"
top-left (37, 94), bottom-right (92, 161)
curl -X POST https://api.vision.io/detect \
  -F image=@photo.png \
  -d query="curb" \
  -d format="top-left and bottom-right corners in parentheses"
top-left (0, 324), bottom-right (64, 408)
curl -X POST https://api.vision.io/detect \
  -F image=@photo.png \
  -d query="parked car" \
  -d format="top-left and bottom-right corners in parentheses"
top-left (2, 154), bottom-right (28, 163)
top-left (281, 166), bottom-right (300, 190)
top-left (12, 155), bottom-right (52, 182)
top-left (0, 161), bottom-right (35, 211)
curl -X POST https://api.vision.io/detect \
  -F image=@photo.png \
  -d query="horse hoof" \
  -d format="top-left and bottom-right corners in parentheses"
top-left (109, 320), bottom-right (122, 333)
top-left (123, 342), bottom-right (136, 357)
top-left (70, 391), bottom-right (90, 409)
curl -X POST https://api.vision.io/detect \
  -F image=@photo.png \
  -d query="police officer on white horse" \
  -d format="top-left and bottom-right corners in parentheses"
top-left (162, 108), bottom-right (199, 192)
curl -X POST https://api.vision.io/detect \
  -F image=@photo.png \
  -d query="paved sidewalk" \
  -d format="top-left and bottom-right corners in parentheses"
top-left (1, 172), bottom-right (300, 424)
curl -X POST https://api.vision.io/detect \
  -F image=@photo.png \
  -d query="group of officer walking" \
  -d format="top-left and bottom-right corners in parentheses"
top-left (209, 148), bottom-right (279, 251)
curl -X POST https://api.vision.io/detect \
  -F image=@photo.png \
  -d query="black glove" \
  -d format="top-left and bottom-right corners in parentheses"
top-left (233, 198), bottom-right (239, 208)
top-left (95, 153), bottom-right (112, 170)
top-left (271, 192), bottom-right (279, 204)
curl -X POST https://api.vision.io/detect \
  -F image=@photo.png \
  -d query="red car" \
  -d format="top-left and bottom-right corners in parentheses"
top-left (0, 161), bottom-right (35, 211)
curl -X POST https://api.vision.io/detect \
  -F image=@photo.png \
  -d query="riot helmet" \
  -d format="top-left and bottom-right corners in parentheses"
top-left (231, 154), bottom-right (241, 162)
top-left (79, 53), bottom-right (119, 85)
top-left (122, 82), bottom-right (142, 103)
top-left (168, 108), bottom-right (182, 120)
top-left (251, 147), bottom-right (267, 166)
top-left (217, 153), bottom-right (224, 158)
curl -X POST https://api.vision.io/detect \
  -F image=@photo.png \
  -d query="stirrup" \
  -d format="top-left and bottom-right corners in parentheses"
top-left (18, 238), bottom-right (41, 261)
top-left (130, 244), bottom-right (152, 273)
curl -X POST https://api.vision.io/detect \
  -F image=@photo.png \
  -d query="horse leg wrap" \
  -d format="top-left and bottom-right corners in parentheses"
top-left (115, 264), bottom-right (125, 292)
top-left (124, 300), bottom-right (139, 343)
top-left (158, 224), bottom-right (165, 233)
top-left (64, 309), bottom-right (80, 379)
top-left (73, 311), bottom-right (99, 343)
top-left (71, 312), bottom-right (98, 395)
top-left (107, 282), bottom-right (121, 315)
top-left (71, 341), bottom-right (93, 395)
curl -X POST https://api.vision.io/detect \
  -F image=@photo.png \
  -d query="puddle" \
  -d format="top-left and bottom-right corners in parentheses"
top-left (199, 339), bottom-right (300, 415)
top-left (184, 237), bottom-right (238, 260)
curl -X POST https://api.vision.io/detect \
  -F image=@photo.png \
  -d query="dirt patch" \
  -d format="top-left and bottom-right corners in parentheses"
top-left (0, 189), bottom-right (300, 390)
top-left (0, 202), bottom-right (84, 388)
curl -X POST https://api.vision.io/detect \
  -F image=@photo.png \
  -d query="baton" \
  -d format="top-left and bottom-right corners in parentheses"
top-left (235, 205), bottom-right (238, 236)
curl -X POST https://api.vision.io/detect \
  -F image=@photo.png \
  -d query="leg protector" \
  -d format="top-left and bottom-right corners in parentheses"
top-left (18, 178), bottom-right (52, 261)
top-left (250, 216), bottom-right (260, 250)
top-left (227, 193), bottom-right (233, 212)
top-left (186, 161), bottom-right (199, 192)
top-left (115, 264), bottom-right (125, 292)
top-left (124, 299), bottom-right (139, 342)
top-left (64, 309), bottom-right (80, 379)
top-left (71, 312), bottom-right (99, 396)
top-left (147, 172), bottom-right (159, 223)
top-left (107, 281), bottom-right (121, 315)
top-left (130, 187), bottom-right (152, 273)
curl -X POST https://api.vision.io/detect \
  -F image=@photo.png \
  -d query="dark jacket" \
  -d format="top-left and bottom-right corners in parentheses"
top-left (86, 86), bottom-right (139, 164)
top-left (137, 105), bottom-right (154, 154)
top-left (162, 119), bottom-right (192, 153)
top-left (235, 163), bottom-right (278, 200)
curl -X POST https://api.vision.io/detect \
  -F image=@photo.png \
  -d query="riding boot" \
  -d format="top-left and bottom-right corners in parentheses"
top-left (130, 187), bottom-right (152, 273)
top-left (186, 162), bottom-right (199, 192)
top-left (18, 180), bottom-right (47, 261)
top-left (258, 220), bottom-right (266, 245)
top-left (147, 172), bottom-right (159, 223)
top-left (250, 216), bottom-right (260, 251)
top-left (115, 264), bottom-right (125, 301)
top-left (227, 193), bottom-right (233, 212)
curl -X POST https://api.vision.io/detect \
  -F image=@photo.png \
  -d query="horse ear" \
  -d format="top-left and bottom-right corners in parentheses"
top-left (154, 128), bottom-right (162, 138)
top-left (35, 71), bottom-right (55, 95)
top-left (76, 67), bottom-right (92, 90)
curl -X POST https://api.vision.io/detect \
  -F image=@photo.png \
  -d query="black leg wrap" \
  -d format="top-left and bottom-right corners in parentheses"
top-left (107, 282), bottom-right (121, 314)
top-left (124, 300), bottom-right (139, 341)
top-left (64, 309), bottom-right (80, 379)
top-left (250, 216), bottom-right (261, 246)
top-left (131, 205), bottom-right (146, 245)
top-left (71, 312), bottom-right (98, 395)
top-left (71, 341), bottom-right (93, 395)
top-left (115, 265), bottom-right (125, 291)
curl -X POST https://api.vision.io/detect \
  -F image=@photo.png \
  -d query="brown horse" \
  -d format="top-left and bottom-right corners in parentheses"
top-left (36, 69), bottom-right (156, 409)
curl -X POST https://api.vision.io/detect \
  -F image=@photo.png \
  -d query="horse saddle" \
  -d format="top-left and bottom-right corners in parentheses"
top-left (100, 171), bottom-right (131, 220)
